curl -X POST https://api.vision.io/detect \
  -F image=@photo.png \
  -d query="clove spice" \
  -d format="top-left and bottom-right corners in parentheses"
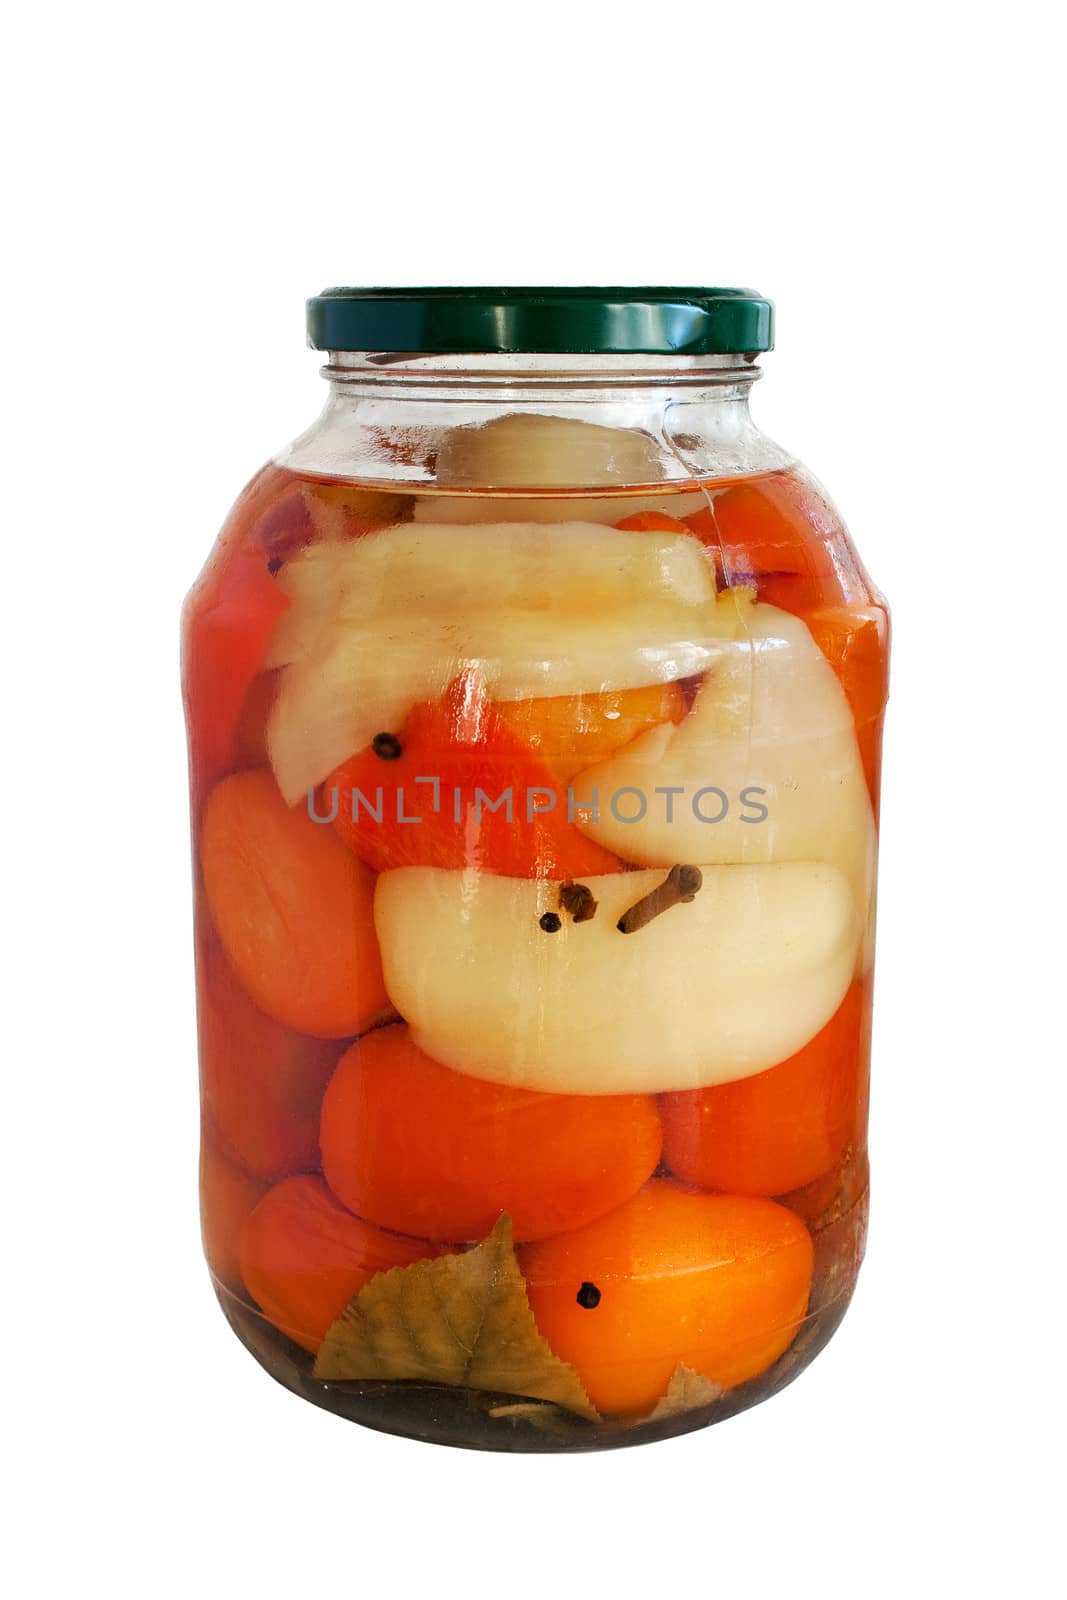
top-left (616, 864), bottom-right (703, 934)
top-left (559, 881), bottom-right (598, 924)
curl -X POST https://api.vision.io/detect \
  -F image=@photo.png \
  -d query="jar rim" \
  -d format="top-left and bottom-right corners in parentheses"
top-left (306, 287), bottom-right (774, 357)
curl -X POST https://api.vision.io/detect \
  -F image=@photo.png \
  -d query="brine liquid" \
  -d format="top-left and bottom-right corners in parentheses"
top-left (183, 463), bottom-right (887, 1451)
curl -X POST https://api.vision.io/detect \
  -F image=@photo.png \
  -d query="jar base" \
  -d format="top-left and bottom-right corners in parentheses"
top-left (212, 1182), bottom-right (868, 1453)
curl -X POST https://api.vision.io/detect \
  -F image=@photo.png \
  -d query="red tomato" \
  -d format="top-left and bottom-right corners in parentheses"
top-left (319, 1024), bottom-right (662, 1243)
top-left (239, 1175), bottom-right (440, 1352)
top-left (182, 545), bottom-right (289, 792)
top-left (200, 1142), bottom-right (267, 1290)
top-left (196, 929), bottom-right (341, 1181)
top-left (660, 984), bottom-right (866, 1197)
top-left (201, 769), bottom-right (387, 1038)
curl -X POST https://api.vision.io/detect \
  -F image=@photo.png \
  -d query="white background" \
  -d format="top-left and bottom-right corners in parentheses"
top-left (4, 3), bottom-right (1064, 1596)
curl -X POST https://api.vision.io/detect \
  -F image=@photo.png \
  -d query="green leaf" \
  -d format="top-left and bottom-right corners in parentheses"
top-left (313, 1214), bottom-right (598, 1420)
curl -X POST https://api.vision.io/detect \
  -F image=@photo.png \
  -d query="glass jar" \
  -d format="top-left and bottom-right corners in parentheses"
top-left (182, 288), bottom-right (888, 1451)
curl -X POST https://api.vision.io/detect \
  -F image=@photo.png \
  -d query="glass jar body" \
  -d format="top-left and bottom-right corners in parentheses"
top-left (183, 355), bottom-right (887, 1451)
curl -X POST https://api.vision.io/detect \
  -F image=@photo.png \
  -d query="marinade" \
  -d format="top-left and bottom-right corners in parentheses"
top-left (184, 454), bottom-right (886, 1450)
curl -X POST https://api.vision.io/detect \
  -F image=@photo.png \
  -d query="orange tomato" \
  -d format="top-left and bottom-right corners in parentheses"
top-left (200, 1141), bottom-right (267, 1290)
top-left (239, 1174), bottom-right (439, 1352)
top-left (492, 682), bottom-right (686, 785)
top-left (196, 932), bottom-right (341, 1180)
top-left (201, 768), bottom-right (387, 1038)
top-left (328, 674), bottom-right (619, 880)
top-left (660, 984), bottom-right (866, 1197)
top-left (320, 1024), bottom-right (663, 1244)
top-left (521, 1181), bottom-right (814, 1415)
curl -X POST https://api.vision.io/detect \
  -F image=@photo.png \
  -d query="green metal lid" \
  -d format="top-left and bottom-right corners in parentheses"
top-left (306, 287), bottom-right (773, 356)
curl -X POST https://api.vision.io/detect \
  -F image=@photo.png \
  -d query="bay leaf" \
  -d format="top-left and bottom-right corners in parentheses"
top-left (647, 1363), bottom-right (724, 1421)
top-left (313, 1214), bottom-right (598, 1420)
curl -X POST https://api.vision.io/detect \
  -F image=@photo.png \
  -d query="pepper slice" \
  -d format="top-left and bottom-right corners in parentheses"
top-left (492, 680), bottom-right (686, 785)
top-left (328, 673), bottom-right (619, 878)
top-left (682, 472), bottom-right (848, 609)
top-left (614, 511), bottom-right (694, 535)
top-left (615, 483), bottom-right (886, 808)
top-left (682, 477), bottom-right (887, 804)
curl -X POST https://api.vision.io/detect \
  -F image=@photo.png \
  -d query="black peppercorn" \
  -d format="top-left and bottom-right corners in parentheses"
top-left (576, 1281), bottom-right (602, 1310)
top-left (371, 731), bottom-right (403, 760)
top-left (539, 912), bottom-right (563, 933)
